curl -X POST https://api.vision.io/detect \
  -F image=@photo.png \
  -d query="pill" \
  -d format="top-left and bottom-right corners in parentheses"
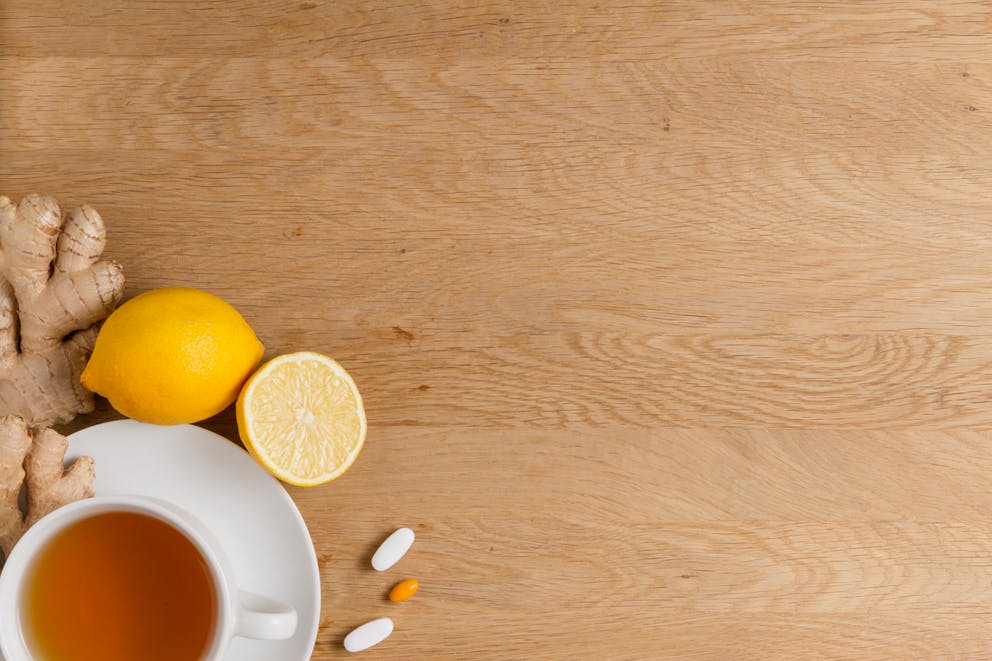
top-left (371, 527), bottom-right (415, 571)
top-left (344, 617), bottom-right (393, 653)
top-left (389, 579), bottom-right (419, 602)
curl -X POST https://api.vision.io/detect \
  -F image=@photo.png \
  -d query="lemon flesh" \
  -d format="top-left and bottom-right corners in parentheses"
top-left (237, 352), bottom-right (366, 486)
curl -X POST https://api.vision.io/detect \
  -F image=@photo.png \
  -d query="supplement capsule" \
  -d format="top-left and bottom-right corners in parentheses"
top-left (389, 579), bottom-right (419, 602)
top-left (344, 617), bottom-right (393, 653)
top-left (372, 527), bottom-right (415, 571)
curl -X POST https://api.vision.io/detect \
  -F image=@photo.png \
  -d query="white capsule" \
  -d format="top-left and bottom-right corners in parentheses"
top-left (371, 527), bottom-right (415, 571)
top-left (344, 617), bottom-right (394, 653)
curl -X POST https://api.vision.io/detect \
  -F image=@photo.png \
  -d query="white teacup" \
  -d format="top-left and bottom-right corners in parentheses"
top-left (0, 495), bottom-right (298, 660)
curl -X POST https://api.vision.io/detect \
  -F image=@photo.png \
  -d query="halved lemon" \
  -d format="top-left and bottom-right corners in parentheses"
top-left (236, 351), bottom-right (367, 486)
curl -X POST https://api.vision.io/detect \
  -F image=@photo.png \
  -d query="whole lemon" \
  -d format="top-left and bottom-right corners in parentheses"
top-left (81, 287), bottom-right (264, 425)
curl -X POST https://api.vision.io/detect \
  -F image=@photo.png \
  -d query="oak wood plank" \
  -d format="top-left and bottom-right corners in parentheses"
top-left (3, 1), bottom-right (992, 61)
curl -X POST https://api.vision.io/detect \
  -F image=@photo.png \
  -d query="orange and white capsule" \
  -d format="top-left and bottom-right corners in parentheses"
top-left (389, 579), bottom-right (419, 602)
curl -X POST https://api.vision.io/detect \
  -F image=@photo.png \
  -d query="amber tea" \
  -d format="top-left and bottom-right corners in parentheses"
top-left (23, 511), bottom-right (217, 661)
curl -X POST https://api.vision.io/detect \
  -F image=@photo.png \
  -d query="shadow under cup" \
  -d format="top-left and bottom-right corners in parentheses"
top-left (4, 500), bottom-right (228, 661)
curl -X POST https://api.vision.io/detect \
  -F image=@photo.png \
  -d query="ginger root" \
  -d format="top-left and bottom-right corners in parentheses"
top-left (0, 416), bottom-right (94, 558)
top-left (0, 195), bottom-right (125, 426)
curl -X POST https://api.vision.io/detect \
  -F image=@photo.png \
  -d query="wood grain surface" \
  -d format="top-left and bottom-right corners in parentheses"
top-left (5, 1), bottom-right (992, 658)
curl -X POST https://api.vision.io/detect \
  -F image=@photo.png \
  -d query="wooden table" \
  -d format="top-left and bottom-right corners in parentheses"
top-left (5, 1), bottom-right (992, 658)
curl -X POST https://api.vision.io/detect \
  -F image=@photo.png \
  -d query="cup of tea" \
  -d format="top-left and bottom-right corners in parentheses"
top-left (0, 495), bottom-right (298, 660)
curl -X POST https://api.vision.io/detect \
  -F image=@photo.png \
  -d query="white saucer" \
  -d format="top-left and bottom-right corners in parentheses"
top-left (65, 419), bottom-right (320, 661)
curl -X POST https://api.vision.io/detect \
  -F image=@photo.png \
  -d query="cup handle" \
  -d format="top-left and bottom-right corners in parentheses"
top-left (236, 591), bottom-right (298, 640)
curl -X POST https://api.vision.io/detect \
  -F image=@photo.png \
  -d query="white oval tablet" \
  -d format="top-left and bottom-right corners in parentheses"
top-left (371, 527), bottom-right (415, 571)
top-left (344, 617), bottom-right (394, 653)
